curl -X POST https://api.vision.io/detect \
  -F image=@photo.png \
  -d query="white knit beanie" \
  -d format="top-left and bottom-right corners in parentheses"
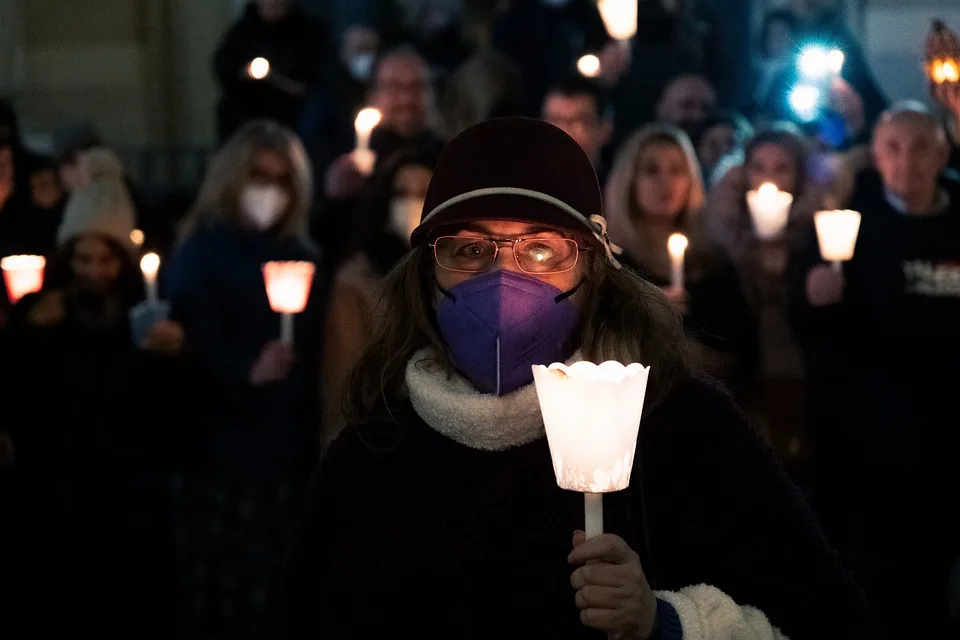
top-left (57, 148), bottom-right (136, 250)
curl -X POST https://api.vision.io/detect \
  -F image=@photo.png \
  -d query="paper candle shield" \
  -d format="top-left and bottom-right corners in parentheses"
top-left (1, 255), bottom-right (46, 304)
top-left (597, 0), bottom-right (638, 41)
top-left (532, 361), bottom-right (650, 493)
top-left (925, 21), bottom-right (960, 84)
top-left (746, 183), bottom-right (793, 240)
top-left (262, 261), bottom-right (315, 314)
top-left (814, 210), bottom-right (861, 262)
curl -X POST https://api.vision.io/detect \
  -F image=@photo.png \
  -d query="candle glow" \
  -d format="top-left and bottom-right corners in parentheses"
top-left (667, 232), bottom-right (688, 291)
top-left (597, 0), bottom-right (638, 41)
top-left (1, 255), bottom-right (45, 304)
top-left (814, 209), bottom-right (861, 265)
top-left (577, 55), bottom-right (601, 78)
top-left (746, 182), bottom-right (794, 240)
top-left (140, 252), bottom-right (161, 304)
top-left (248, 57), bottom-right (271, 80)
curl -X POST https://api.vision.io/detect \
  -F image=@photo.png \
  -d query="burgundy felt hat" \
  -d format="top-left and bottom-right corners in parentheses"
top-left (410, 117), bottom-right (619, 263)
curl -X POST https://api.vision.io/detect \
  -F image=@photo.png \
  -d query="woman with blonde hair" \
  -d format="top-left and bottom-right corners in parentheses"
top-left (605, 124), bottom-right (758, 392)
top-left (166, 119), bottom-right (323, 638)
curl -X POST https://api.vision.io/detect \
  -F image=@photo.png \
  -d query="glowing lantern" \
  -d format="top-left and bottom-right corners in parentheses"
top-left (262, 261), bottom-right (315, 344)
top-left (814, 209), bottom-right (861, 271)
top-left (925, 21), bottom-right (960, 85)
top-left (1, 255), bottom-right (45, 304)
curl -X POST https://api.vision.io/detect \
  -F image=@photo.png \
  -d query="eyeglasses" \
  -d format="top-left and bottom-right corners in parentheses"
top-left (431, 236), bottom-right (581, 274)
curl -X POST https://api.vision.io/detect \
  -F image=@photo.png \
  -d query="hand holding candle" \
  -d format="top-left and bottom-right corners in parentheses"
top-left (140, 252), bottom-right (161, 305)
top-left (746, 182), bottom-right (793, 240)
top-left (667, 232), bottom-right (688, 291)
top-left (262, 261), bottom-right (315, 345)
top-left (1, 255), bottom-right (45, 304)
top-left (533, 361), bottom-right (650, 539)
top-left (353, 107), bottom-right (382, 176)
top-left (814, 209), bottom-right (861, 271)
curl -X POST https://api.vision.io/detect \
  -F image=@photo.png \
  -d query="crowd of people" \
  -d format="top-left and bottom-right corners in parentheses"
top-left (0, 0), bottom-right (959, 638)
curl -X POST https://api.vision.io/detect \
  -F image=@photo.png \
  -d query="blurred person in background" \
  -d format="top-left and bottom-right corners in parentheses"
top-left (542, 75), bottom-right (614, 182)
top-left (214, 0), bottom-right (334, 143)
top-left (0, 151), bottom-right (186, 638)
top-left (654, 74), bottom-right (719, 140)
top-left (693, 109), bottom-right (754, 186)
top-left (492, 0), bottom-right (611, 116)
top-left (704, 123), bottom-right (820, 474)
top-left (51, 122), bottom-right (102, 196)
top-left (319, 46), bottom-right (442, 272)
top-left (375, 0), bottom-right (473, 83)
top-left (605, 124), bottom-right (759, 394)
top-left (322, 145), bottom-right (442, 446)
top-left (751, 10), bottom-right (799, 119)
top-left (792, 103), bottom-right (960, 638)
top-left (166, 120), bottom-right (323, 639)
top-left (439, 50), bottom-right (526, 140)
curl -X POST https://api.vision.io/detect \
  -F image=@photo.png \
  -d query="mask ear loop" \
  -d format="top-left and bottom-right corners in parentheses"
top-left (435, 279), bottom-right (456, 302)
top-left (554, 279), bottom-right (585, 303)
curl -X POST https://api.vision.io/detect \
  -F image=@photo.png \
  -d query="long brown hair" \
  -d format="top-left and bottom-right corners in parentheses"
top-left (344, 246), bottom-right (691, 436)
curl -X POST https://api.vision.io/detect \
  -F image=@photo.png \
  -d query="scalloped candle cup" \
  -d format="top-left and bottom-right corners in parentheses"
top-left (532, 361), bottom-right (650, 493)
top-left (814, 209), bottom-right (861, 263)
top-left (262, 261), bottom-right (315, 314)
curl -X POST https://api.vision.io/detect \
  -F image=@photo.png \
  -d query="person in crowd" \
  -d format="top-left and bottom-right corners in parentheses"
top-left (439, 50), bottom-right (526, 141)
top-left (213, 0), bottom-right (333, 142)
top-left (752, 10), bottom-right (799, 118)
top-left (792, 103), bottom-right (960, 639)
top-left (492, 0), bottom-right (611, 116)
top-left (318, 46), bottom-right (443, 272)
top-left (704, 123), bottom-right (820, 470)
top-left (165, 120), bottom-right (324, 638)
top-left (693, 109), bottom-right (754, 186)
top-left (654, 74), bottom-right (718, 139)
top-left (542, 75), bottom-right (614, 182)
top-left (322, 145), bottom-right (442, 447)
top-left (277, 117), bottom-right (876, 639)
top-left (0, 151), bottom-right (186, 638)
top-left (374, 0), bottom-right (473, 83)
top-left (605, 124), bottom-right (759, 393)
top-left (52, 122), bottom-right (102, 195)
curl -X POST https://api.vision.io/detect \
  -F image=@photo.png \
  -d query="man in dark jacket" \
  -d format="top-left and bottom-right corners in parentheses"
top-left (214, 0), bottom-right (333, 143)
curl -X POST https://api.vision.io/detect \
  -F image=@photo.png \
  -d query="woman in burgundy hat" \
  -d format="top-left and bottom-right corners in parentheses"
top-left (277, 117), bottom-right (875, 639)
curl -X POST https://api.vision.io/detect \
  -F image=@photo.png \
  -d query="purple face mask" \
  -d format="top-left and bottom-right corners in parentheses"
top-left (436, 270), bottom-right (581, 396)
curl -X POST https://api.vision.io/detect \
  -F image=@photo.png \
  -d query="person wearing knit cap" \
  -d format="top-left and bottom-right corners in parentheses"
top-left (277, 117), bottom-right (876, 639)
top-left (0, 145), bottom-right (187, 637)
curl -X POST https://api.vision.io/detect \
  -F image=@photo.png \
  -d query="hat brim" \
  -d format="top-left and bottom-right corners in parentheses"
top-left (409, 192), bottom-right (603, 249)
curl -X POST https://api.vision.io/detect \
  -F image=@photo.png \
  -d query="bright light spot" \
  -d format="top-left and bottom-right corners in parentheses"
top-left (248, 57), bottom-right (270, 80)
top-left (758, 182), bottom-right (779, 197)
top-left (140, 252), bottom-right (160, 277)
top-left (827, 49), bottom-right (845, 75)
top-left (933, 59), bottom-right (960, 84)
top-left (577, 55), bottom-right (601, 78)
top-left (354, 107), bottom-right (382, 135)
top-left (790, 85), bottom-right (821, 122)
top-left (667, 233), bottom-right (688, 257)
top-left (130, 229), bottom-right (145, 247)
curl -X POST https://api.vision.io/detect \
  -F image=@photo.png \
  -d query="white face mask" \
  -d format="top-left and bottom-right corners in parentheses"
top-left (389, 196), bottom-right (424, 245)
top-left (241, 184), bottom-right (289, 230)
top-left (348, 52), bottom-right (376, 82)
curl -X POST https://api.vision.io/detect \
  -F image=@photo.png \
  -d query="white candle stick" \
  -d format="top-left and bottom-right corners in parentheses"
top-left (584, 492), bottom-right (604, 540)
top-left (667, 233), bottom-right (688, 291)
top-left (281, 312), bottom-right (294, 345)
top-left (532, 361), bottom-right (650, 542)
top-left (746, 182), bottom-right (793, 240)
top-left (139, 252), bottom-right (161, 305)
top-left (1, 255), bottom-right (45, 304)
top-left (353, 107), bottom-right (382, 176)
top-left (814, 209), bottom-right (861, 268)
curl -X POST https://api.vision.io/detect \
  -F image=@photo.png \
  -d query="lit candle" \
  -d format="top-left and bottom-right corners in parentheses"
top-left (814, 209), bottom-right (861, 272)
top-left (1, 255), bottom-right (45, 304)
top-left (130, 229), bottom-right (145, 249)
top-left (353, 107), bottom-right (382, 176)
top-left (597, 0), bottom-right (637, 46)
top-left (140, 252), bottom-right (161, 304)
top-left (746, 182), bottom-right (794, 240)
top-left (532, 361), bottom-right (650, 539)
top-left (667, 233), bottom-right (689, 291)
top-left (262, 261), bottom-right (315, 345)
top-left (577, 54), bottom-right (601, 78)
top-left (925, 21), bottom-right (960, 85)
top-left (248, 57), bottom-right (271, 80)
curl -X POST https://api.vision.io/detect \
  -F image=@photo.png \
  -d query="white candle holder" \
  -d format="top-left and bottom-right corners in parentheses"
top-left (814, 209), bottom-right (861, 270)
top-left (746, 183), bottom-right (793, 240)
top-left (262, 261), bottom-right (316, 345)
top-left (1, 255), bottom-right (46, 304)
top-left (532, 361), bottom-right (650, 539)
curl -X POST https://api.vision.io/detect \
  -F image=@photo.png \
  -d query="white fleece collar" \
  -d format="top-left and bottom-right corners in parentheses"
top-left (405, 348), bottom-right (582, 451)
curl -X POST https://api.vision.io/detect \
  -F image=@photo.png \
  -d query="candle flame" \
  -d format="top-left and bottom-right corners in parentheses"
top-left (354, 107), bottom-right (382, 135)
top-left (597, 0), bottom-right (638, 41)
top-left (140, 252), bottom-right (160, 277)
top-left (130, 229), bottom-right (145, 247)
top-left (757, 182), bottom-right (779, 197)
top-left (248, 57), bottom-right (270, 80)
top-left (577, 55), bottom-right (601, 78)
top-left (1, 255), bottom-right (46, 271)
top-left (667, 233), bottom-right (689, 258)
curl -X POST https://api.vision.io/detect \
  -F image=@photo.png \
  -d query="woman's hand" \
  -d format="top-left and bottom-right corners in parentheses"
top-left (569, 531), bottom-right (657, 640)
top-left (805, 263), bottom-right (845, 307)
top-left (249, 340), bottom-right (295, 385)
top-left (27, 291), bottom-right (65, 327)
top-left (140, 320), bottom-right (185, 355)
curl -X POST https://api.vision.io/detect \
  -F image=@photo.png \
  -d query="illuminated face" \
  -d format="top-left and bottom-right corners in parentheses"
top-left (747, 142), bottom-right (798, 194)
top-left (634, 143), bottom-right (693, 223)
